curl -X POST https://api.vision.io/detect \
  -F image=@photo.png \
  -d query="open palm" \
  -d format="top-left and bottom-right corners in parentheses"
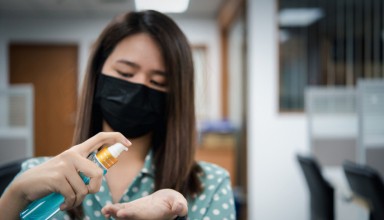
top-left (101, 189), bottom-right (188, 220)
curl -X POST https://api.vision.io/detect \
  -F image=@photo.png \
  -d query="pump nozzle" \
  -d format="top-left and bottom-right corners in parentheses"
top-left (96, 143), bottom-right (128, 169)
top-left (108, 143), bottom-right (128, 158)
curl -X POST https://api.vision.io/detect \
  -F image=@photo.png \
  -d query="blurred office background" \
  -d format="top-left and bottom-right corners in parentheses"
top-left (1, 0), bottom-right (384, 220)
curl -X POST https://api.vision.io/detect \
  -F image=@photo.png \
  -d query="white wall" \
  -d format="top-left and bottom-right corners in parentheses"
top-left (0, 16), bottom-right (221, 120)
top-left (247, 0), bottom-right (309, 220)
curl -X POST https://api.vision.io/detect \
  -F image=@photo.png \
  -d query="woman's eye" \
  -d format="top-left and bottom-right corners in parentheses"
top-left (117, 71), bottom-right (133, 78)
top-left (150, 80), bottom-right (166, 87)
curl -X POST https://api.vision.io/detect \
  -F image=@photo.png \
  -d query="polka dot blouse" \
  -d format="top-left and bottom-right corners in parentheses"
top-left (16, 151), bottom-right (236, 220)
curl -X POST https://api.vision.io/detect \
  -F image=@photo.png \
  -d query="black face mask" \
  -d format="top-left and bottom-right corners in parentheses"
top-left (94, 74), bottom-right (167, 138)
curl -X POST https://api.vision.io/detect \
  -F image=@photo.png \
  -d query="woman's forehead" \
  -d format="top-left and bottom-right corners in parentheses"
top-left (109, 33), bottom-right (165, 71)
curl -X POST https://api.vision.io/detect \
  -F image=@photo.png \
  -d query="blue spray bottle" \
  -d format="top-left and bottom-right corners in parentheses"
top-left (20, 143), bottom-right (128, 220)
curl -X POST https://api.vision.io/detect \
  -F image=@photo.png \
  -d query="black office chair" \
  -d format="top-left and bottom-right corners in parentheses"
top-left (296, 154), bottom-right (334, 220)
top-left (343, 161), bottom-right (384, 220)
top-left (0, 158), bottom-right (27, 196)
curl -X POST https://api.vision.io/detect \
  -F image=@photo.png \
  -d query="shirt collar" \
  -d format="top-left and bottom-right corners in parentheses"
top-left (141, 150), bottom-right (155, 177)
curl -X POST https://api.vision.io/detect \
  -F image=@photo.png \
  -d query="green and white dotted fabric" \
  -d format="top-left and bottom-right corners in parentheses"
top-left (17, 152), bottom-right (236, 220)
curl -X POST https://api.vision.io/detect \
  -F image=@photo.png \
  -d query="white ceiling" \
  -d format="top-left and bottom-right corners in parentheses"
top-left (0, 0), bottom-right (225, 19)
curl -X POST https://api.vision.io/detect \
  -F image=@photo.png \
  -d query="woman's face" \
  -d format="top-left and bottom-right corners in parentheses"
top-left (101, 33), bottom-right (167, 92)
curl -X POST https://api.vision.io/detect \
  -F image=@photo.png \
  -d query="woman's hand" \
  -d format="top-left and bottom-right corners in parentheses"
top-left (101, 189), bottom-right (188, 220)
top-left (0, 132), bottom-right (131, 219)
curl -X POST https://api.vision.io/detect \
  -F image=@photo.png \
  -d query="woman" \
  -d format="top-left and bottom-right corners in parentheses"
top-left (0, 10), bottom-right (236, 219)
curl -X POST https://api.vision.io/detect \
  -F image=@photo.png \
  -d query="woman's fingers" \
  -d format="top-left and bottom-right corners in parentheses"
top-left (61, 132), bottom-right (130, 207)
top-left (63, 169), bottom-right (90, 208)
top-left (155, 189), bottom-right (187, 217)
top-left (170, 192), bottom-right (188, 217)
top-left (57, 180), bottom-right (77, 210)
top-left (101, 203), bottom-right (125, 218)
top-left (72, 132), bottom-right (131, 157)
top-left (71, 156), bottom-right (103, 194)
top-left (62, 132), bottom-right (130, 209)
top-left (53, 155), bottom-right (95, 209)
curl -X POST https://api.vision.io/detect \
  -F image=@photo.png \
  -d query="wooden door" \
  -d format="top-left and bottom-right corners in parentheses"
top-left (9, 44), bottom-right (78, 156)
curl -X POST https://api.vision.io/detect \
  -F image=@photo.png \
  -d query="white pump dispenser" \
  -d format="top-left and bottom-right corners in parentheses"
top-left (108, 143), bottom-right (128, 158)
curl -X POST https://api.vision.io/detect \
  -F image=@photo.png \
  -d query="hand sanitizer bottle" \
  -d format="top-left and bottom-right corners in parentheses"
top-left (20, 143), bottom-right (128, 220)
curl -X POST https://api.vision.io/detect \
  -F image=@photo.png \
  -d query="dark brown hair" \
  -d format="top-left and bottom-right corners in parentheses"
top-left (70, 10), bottom-right (202, 218)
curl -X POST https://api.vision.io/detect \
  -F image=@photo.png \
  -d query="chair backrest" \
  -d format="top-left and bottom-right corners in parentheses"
top-left (0, 157), bottom-right (26, 196)
top-left (297, 154), bottom-right (334, 220)
top-left (343, 161), bottom-right (384, 220)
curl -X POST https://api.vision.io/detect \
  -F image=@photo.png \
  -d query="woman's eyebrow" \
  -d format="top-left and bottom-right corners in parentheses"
top-left (116, 59), bottom-right (140, 69)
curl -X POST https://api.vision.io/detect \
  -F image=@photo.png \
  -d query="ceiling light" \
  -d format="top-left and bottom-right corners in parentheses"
top-left (135, 0), bottom-right (190, 13)
top-left (279, 8), bottom-right (323, 27)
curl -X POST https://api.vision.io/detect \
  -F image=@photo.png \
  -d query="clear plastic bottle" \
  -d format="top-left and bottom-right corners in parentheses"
top-left (20, 143), bottom-right (128, 220)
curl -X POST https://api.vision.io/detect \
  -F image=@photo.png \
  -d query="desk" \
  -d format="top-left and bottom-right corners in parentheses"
top-left (323, 167), bottom-right (370, 220)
